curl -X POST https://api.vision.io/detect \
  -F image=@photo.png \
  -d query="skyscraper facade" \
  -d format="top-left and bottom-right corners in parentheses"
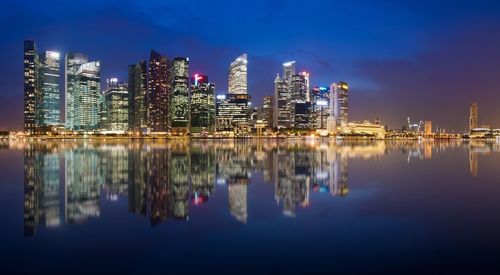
top-left (190, 74), bottom-right (215, 133)
top-left (128, 61), bottom-right (148, 132)
top-left (24, 40), bottom-right (40, 134)
top-left (170, 57), bottom-right (190, 133)
top-left (148, 50), bottom-right (171, 132)
top-left (40, 51), bottom-right (61, 126)
top-left (65, 53), bottom-right (89, 130)
top-left (262, 96), bottom-right (274, 128)
top-left (105, 78), bottom-right (129, 132)
top-left (228, 54), bottom-right (248, 95)
top-left (274, 74), bottom-right (289, 129)
top-left (72, 60), bottom-right (101, 131)
top-left (469, 102), bottom-right (478, 132)
top-left (334, 81), bottom-right (349, 127)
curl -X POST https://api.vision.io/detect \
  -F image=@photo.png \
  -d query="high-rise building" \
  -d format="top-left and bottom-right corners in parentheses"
top-left (148, 50), bottom-right (171, 132)
top-left (24, 40), bottom-right (41, 134)
top-left (334, 81), bottom-right (349, 127)
top-left (72, 60), bottom-right (101, 131)
top-left (216, 94), bottom-right (251, 134)
top-left (469, 102), bottom-right (478, 132)
top-left (65, 53), bottom-right (89, 130)
top-left (170, 57), bottom-right (190, 133)
top-left (228, 54), bottom-right (248, 95)
top-left (40, 51), bottom-right (60, 126)
top-left (262, 96), bottom-right (274, 128)
top-left (190, 74), bottom-right (215, 133)
top-left (274, 74), bottom-right (289, 129)
top-left (104, 78), bottom-right (129, 132)
top-left (283, 61), bottom-right (296, 81)
top-left (311, 86), bottom-right (330, 129)
top-left (128, 61), bottom-right (148, 132)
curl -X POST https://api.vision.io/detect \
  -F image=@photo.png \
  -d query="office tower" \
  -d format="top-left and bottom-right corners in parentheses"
top-left (228, 54), bottom-right (248, 95)
top-left (424, 121), bottom-right (432, 135)
top-left (334, 81), bottom-right (349, 127)
top-left (262, 96), bottom-right (274, 128)
top-left (65, 53), bottom-right (89, 130)
top-left (469, 102), bottom-right (478, 132)
top-left (24, 40), bottom-right (41, 134)
top-left (290, 73), bottom-right (309, 129)
top-left (190, 74), bottom-right (215, 133)
top-left (40, 51), bottom-right (61, 126)
top-left (292, 102), bottom-right (312, 129)
top-left (104, 78), bottom-right (129, 132)
top-left (128, 61), bottom-right (148, 132)
top-left (274, 74), bottom-right (289, 129)
top-left (71, 60), bottom-right (101, 131)
top-left (311, 86), bottom-right (330, 129)
top-left (327, 83), bottom-right (337, 132)
top-left (148, 50), bottom-right (171, 132)
top-left (170, 57), bottom-right (190, 133)
top-left (283, 61), bottom-right (296, 81)
top-left (216, 94), bottom-right (251, 134)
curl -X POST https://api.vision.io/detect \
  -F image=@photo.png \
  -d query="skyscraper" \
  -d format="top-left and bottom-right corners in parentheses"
top-left (262, 96), bottom-right (274, 128)
top-left (190, 74), bottom-right (215, 133)
top-left (40, 51), bottom-right (60, 126)
top-left (104, 78), bottom-right (129, 132)
top-left (148, 50), bottom-right (171, 132)
top-left (228, 54), bottom-right (248, 95)
top-left (128, 61), bottom-right (148, 132)
top-left (71, 60), bottom-right (101, 131)
top-left (170, 57), bottom-right (190, 134)
top-left (334, 81), bottom-right (349, 127)
top-left (24, 40), bottom-right (40, 134)
top-left (274, 74), bottom-right (289, 129)
top-left (469, 102), bottom-right (478, 132)
top-left (65, 53), bottom-right (89, 130)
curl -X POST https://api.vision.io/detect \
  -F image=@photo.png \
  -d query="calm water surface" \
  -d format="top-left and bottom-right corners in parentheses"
top-left (1, 139), bottom-right (500, 274)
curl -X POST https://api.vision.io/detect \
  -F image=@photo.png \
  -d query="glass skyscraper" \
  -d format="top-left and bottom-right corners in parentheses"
top-left (128, 61), bottom-right (148, 132)
top-left (170, 57), bottom-right (190, 133)
top-left (228, 54), bottom-right (248, 95)
top-left (190, 74), bottom-right (215, 133)
top-left (104, 78), bottom-right (129, 132)
top-left (24, 40), bottom-right (40, 134)
top-left (70, 60), bottom-right (101, 131)
top-left (148, 50), bottom-right (171, 132)
top-left (65, 53), bottom-right (88, 130)
top-left (40, 51), bottom-right (60, 126)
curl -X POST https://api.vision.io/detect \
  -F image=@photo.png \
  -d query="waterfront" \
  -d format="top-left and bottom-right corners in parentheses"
top-left (1, 139), bottom-right (500, 273)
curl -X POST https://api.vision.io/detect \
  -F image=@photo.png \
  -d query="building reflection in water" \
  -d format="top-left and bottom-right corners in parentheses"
top-left (21, 138), bottom-right (489, 236)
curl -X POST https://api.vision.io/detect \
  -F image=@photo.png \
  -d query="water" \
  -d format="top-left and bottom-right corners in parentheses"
top-left (1, 139), bottom-right (500, 273)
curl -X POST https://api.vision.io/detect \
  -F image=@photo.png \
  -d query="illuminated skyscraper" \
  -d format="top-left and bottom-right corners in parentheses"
top-left (274, 74), bottom-right (289, 129)
top-left (104, 78), bottom-right (129, 132)
top-left (262, 96), bottom-right (274, 128)
top-left (24, 40), bottom-right (40, 134)
top-left (148, 50), bottom-right (171, 132)
top-left (40, 51), bottom-right (61, 126)
top-left (469, 102), bottom-right (478, 132)
top-left (283, 61), bottom-right (296, 81)
top-left (128, 60), bottom-right (148, 132)
top-left (72, 60), bottom-right (101, 131)
top-left (190, 74), bottom-right (215, 133)
top-left (334, 81), bottom-right (349, 127)
top-left (170, 57), bottom-right (190, 133)
top-left (228, 54), bottom-right (248, 95)
top-left (65, 53), bottom-right (89, 130)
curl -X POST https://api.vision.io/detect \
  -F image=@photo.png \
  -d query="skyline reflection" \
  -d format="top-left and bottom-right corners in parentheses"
top-left (17, 138), bottom-right (498, 236)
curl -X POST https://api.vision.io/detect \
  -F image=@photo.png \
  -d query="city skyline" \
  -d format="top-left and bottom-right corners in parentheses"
top-left (3, 0), bottom-right (500, 131)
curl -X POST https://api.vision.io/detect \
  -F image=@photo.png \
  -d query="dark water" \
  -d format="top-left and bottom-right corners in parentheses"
top-left (1, 139), bottom-right (500, 274)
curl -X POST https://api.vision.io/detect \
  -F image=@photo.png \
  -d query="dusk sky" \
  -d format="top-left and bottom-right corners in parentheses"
top-left (1, 0), bottom-right (500, 131)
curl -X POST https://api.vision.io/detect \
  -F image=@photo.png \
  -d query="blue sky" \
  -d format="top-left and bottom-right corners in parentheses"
top-left (1, 0), bottom-right (500, 131)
